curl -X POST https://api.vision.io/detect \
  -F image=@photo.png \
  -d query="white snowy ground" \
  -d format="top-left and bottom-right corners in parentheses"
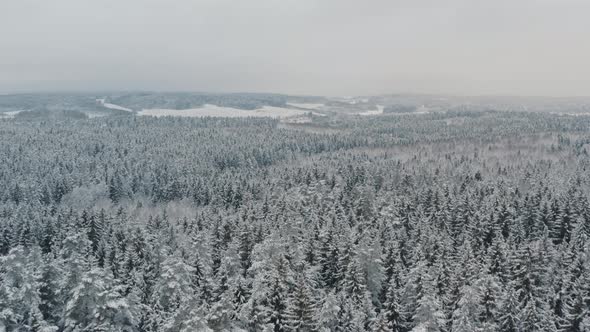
top-left (96, 98), bottom-right (134, 112)
top-left (137, 104), bottom-right (311, 118)
top-left (358, 105), bottom-right (384, 116)
top-left (0, 111), bottom-right (22, 118)
top-left (103, 103), bottom-right (133, 112)
top-left (286, 102), bottom-right (325, 110)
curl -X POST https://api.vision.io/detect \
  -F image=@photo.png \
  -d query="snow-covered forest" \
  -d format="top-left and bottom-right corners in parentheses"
top-left (1, 105), bottom-right (590, 331)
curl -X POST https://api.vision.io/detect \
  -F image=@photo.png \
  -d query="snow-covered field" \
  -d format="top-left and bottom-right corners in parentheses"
top-left (287, 102), bottom-right (325, 110)
top-left (97, 98), bottom-right (133, 112)
top-left (330, 97), bottom-right (369, 104)
top-left (103, 103), bottom-right (133, 112)
top-left (0, 111), bottom-right (22, 118)
top-left (137, 104), bottom-right (310, 118)
top-left (358, 105), bottom-right (384, 116)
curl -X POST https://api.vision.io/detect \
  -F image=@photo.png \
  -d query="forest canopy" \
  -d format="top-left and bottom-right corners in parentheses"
top-left (0, 102), bottom-right (589, 331)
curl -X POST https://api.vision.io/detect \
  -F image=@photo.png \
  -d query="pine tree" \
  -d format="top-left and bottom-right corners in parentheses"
top-left (178, 305), bottom-right (213, 332)
top-left (498, 285), bottom-right (520, 332)
top-left (315, 291), bottom-right (340, 332)
top-left (285, 273), bottom-right (316, 332)
top-left (400, 260), bottom-right (426, 331)
top-left (63, 267), bottom-right (137, 332)
top-left (151, 251), bottom-right (196, 331)
top-left (373, 314), bottom-right (393, 332)
top-left (552, 200), bottom-right (575, 244)
top-left (561, 257), bottom-right (590, 332)
top-left (38, 255), bottom-right (63, 327)
top-left (510, 244), bottom-right (555, 331)
top-left (266, 257), bottom-right (291, 332)
top-left (411, 292), bottom-right (445, 332)
top-left (318, 230), bottom-right (339, 288)
top-left (477, 273), bottom-right (501, 332)
top-left (380, 283), bottom-right (403, 332)
top-left (246, 235), bottom-right (292, 332)
top-left (0, 246), bottom-right (58, 332)
top-left (208, 241), bottom-right (244, 330)
top-left (451, 284), bottom-right (481, 332)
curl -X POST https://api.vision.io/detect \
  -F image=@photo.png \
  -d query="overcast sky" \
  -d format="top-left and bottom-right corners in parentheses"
top-left (1, 0), bottom-right (589, 96)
